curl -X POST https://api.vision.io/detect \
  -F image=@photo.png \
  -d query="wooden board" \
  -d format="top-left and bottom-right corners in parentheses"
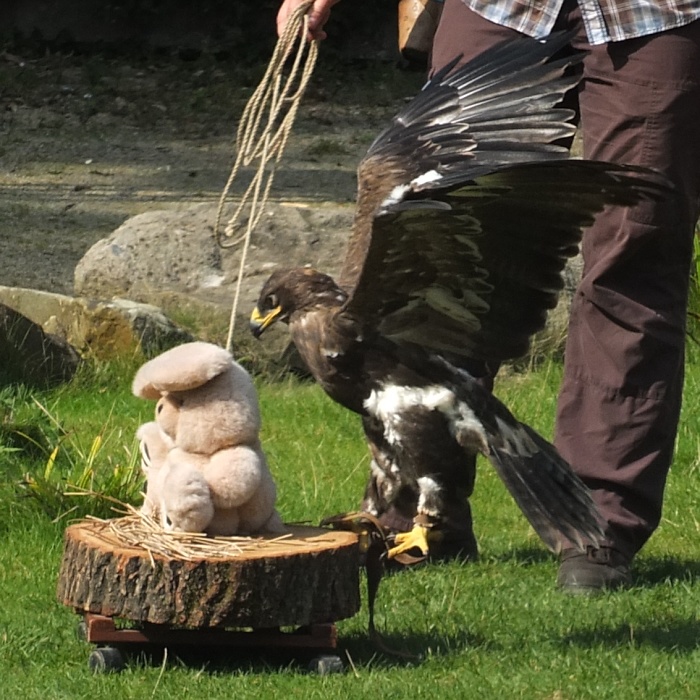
top-left (57, 521), bottom-right (360, 629)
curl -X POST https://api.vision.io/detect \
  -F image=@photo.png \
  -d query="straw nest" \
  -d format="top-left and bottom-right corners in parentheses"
top-left (82, 505), bottom-right (312, 563)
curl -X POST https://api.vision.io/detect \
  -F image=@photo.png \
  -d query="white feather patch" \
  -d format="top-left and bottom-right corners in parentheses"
top-left (381, 184), bottom-right (410, 212)
top-left (411, 169), bottom-right (442, 187)
top-left (363, 495), bottom-right (379, 516)
top-left (370, 459), bottom-right (386, 479)
top-left (365, 384), bottom-right (454, 422)
top-left (416, 476), bottom-right (442, 517)
top-left (364, 383), bottom-right (488, 452)
top-left (379, 170), bottom-right (449, 215)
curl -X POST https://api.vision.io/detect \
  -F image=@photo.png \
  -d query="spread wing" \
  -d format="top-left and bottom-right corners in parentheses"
top-left (338, 32), bottom-right (671, 363)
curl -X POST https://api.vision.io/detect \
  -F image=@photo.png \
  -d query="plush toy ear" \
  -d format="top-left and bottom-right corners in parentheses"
top-left (132, 341), bottom-right (234, 398)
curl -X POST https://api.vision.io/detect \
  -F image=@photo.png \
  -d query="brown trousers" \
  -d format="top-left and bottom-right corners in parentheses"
top-left (432, 0), bottom-right (700, 558)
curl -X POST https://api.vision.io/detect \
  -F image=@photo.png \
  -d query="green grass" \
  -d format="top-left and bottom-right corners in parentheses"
top-left (1, 360), bottom-right (699, 698)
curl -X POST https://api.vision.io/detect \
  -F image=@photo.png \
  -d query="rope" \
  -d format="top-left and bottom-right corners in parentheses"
top-left (215, 0), bottom-right (319, 352)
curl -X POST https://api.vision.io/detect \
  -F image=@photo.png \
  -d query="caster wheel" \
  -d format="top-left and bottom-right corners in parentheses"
top-left (88, 647), bottom-right (125, 673)
top-left (307, 654), bottom-right (344, 675)
top-left (75, 620), bottom-right (88, 642)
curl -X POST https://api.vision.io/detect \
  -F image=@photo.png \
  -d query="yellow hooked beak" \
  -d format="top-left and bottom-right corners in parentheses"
top-left (250, 305), bottom-right (283, 338)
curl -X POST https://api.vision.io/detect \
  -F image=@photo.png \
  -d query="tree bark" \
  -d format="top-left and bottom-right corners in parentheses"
top-left (56, 521), bottom-right (360, 629)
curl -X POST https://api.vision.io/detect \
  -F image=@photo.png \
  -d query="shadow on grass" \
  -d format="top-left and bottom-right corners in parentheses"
top-left (337, 626), bottom-right (488, 668)
top-left (487, 549), bottom-right (700, 581)
top-left (633, 555), bottom-right (700, 587)
top-left (562, 619), bottom-right (700, 653)
top-left (376, 544), bottom-right (555, 573)
top-left (559, 555), bottom-right (700, 654)
top-left (486, 546), bottom-right (555, 566)
top-left (88, 625), bottom-right (487, 675)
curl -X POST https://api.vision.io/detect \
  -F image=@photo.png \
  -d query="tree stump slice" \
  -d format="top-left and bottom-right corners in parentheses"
top-left (56, 521), bottom-right (360, 629)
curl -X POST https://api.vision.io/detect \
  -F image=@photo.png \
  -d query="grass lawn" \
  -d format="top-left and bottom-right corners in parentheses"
top-left (1, 358), bottom-right (699, 699)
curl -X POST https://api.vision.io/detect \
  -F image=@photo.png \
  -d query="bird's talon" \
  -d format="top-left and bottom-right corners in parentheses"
top-left (387, 524), bottom-right (431, 559)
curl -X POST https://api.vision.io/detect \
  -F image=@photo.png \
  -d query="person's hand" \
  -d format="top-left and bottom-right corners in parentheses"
top-left (277, 0), bottom-right (341, 40)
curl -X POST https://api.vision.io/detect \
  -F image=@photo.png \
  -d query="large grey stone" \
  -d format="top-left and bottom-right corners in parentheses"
top-left (73, 205), bottom-right (224, 302)
top-left (73, 201), bottom-right (355, 320)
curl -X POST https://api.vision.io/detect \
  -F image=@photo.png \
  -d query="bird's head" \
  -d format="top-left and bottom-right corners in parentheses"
top-left (250, 267), bottom-right (347, 338)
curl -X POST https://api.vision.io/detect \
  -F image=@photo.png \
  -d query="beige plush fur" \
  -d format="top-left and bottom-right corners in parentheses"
top-left (159, 458), bottom-right (215, 533)
top-left (136, 421), bottom-right (174, 518)
top-left (133, 341), bottom-right (284, 536)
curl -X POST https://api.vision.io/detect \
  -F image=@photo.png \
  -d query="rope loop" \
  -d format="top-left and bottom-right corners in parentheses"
top-left (216, 0), bottom-right (319, 351)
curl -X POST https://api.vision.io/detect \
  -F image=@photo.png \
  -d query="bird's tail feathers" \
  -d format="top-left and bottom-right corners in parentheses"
top-left (486, 417), bottom-right (605, 553)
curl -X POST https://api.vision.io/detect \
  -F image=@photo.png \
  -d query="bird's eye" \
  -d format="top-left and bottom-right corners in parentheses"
top-left (266, 293), bottom-right (279, 310)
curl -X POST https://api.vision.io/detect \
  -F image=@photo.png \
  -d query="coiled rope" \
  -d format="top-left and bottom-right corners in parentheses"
top-left (215, 0), bottom-right (319, 352)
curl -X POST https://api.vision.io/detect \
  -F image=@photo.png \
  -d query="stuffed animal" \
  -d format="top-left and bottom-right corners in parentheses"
top-left (133, 341), bottom-right (284, 536)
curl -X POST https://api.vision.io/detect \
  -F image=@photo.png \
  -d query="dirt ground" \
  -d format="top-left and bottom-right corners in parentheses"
top-left (0, 46), bottom-right (424, 296)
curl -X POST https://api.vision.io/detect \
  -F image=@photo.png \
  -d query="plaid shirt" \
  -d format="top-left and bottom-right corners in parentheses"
top-left (461, 0), bottom-right (700, 44)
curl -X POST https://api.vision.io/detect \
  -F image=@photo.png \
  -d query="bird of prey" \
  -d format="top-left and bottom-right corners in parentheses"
top-left (249, 32), bottom-right (669, 562)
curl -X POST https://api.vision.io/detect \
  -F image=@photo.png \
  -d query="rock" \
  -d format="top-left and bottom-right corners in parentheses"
top-left (74, 201), bottom-right (355, 324)
top-left (0, 287), bottom-right (192, 360)
top-left (74, 206), bottom-right (224, 302)
top-left (0, 303), bottom-right (81, 388)
top-left (72, 201), bottom-right (356, 369)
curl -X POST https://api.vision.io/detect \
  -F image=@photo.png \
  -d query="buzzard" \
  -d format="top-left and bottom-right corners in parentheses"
top-left (249, 32), bottom-right (669, 561)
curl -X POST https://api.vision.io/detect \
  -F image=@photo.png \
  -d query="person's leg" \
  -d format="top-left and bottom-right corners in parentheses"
top-left (433, 2), bottom-right (700, 590)
top-left (555, 19), bottom-right (700, 591)
top-left (430, 0), bottom-right (522, 72)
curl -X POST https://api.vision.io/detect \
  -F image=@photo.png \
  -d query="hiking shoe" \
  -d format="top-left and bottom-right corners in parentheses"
top-left (557, 546), bottom-right (631, 595)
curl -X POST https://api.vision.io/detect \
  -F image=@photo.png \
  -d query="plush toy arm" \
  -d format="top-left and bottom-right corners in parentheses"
top-left (202, 446), bottom-right (267, 510)
top-left (136, 421), bottom-right (174, 516)
top-left (160, 459), bottom-right (214, 533)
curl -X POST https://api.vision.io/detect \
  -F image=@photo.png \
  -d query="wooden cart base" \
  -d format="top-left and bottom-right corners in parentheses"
top-left (78, 612), bottom-right (345, 674)
top-left (58, 521), bottom-right (360, 674)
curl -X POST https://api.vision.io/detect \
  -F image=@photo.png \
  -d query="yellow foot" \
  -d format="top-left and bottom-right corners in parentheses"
top-left (387, 524), bottom-right (431, 560)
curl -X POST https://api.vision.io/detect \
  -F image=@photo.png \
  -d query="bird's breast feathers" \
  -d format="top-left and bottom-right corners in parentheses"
top-left (364, 382), bottom-right (489, 453)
